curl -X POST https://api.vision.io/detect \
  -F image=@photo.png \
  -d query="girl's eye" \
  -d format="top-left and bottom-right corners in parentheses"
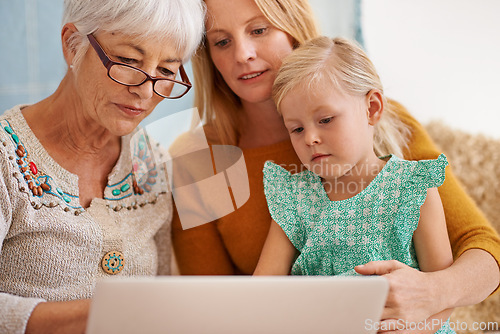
top-left (319, 117), bottom-right (333, 124)
top-left (291, 127), bottom-right (304, 134)
top-left (214, 39), bottom-right (230, 48)
top-left (252, 28), bottom-right (267, 35)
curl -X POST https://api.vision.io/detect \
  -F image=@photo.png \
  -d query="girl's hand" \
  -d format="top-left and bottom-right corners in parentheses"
top-left (355, 260), bottom-right (443, 324)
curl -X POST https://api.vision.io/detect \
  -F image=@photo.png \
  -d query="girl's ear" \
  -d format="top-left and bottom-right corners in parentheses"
top-left (366, 89), bottom-right (384, 126)
top-left (61, 23), bottom-right (79, 68)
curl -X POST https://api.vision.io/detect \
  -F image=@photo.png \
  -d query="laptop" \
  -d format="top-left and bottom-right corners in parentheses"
top-left (86, 276), bottom-right (388, 334)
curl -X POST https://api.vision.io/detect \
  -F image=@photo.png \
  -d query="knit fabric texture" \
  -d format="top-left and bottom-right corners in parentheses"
top-left (0, 105), bottom-right (172, 334)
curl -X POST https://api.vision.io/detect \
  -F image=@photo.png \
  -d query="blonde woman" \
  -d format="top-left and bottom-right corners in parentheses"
top-left (171, 0), bottom-right (500, 330)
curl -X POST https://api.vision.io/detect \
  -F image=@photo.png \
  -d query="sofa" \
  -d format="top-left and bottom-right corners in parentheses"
top-left (425, 121), bottom-right (500, 334)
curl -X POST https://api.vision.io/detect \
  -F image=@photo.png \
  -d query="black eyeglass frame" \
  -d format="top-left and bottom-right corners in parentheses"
top-left (87, 34), bottom-right (192, 99)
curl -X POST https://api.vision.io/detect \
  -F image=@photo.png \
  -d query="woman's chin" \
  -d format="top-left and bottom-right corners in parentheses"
top-left (239, 92), bottom-right (274, 105)
top-left (232, 82), bottom-right (274, 105)
top-left (108, 119), bottom-right (143, 137)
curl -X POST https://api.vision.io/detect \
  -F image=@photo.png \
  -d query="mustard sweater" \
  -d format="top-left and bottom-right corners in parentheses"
top-left (172, 102), bottom-right (500, 279)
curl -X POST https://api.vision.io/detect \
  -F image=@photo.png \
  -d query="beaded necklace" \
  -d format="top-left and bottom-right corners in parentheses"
top-left (1, 121), bottom-right (164, 215)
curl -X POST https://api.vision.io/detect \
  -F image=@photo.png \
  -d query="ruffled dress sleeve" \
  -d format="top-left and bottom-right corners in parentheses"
top-left (407, 153), bottom-right (448, 207)
top-left (411, 153), bottom-right (448, 188)
top-left (263, 161), bottom-right (306, 251)
top-left (399, 155), bottom-right (458, 334)
top-left (397, 154), bottom-right (449, 237)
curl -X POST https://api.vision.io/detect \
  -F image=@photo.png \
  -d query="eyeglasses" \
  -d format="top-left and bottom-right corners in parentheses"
top-left (87, 34), bottom-right (191, 99)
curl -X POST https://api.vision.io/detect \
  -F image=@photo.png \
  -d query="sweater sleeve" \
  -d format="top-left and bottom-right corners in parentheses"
top-left (169, 131), bottom-right (237, 275)
top-left (391, 99), bottom-right (500, 293)
top-left (0, 153), bottom-right (45, 334)
top-left (171, 205), bottom-right (237, 275)
top-left (0, 294), bottom-right (45, 334)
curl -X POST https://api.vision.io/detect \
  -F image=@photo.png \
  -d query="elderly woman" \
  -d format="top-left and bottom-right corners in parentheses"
top-left (0, 0), bottom-right (204, 333)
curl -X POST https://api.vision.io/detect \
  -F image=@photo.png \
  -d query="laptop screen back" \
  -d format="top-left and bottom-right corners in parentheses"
top-left (86, 276), bottom-right (388, 334)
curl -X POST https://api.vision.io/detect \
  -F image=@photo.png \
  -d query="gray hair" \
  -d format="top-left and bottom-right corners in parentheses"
top-left (63, 0), bottom-right (205, 69)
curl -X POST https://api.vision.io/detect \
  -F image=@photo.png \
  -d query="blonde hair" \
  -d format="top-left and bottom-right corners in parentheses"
top-left (273, 36), bottom-right (410, 157)
top-left (192, 0), bottom-right (321, 145)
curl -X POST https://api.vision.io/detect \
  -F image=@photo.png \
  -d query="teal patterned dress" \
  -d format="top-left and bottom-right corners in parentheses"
top-left (263, 154), bottom-right (454, 334)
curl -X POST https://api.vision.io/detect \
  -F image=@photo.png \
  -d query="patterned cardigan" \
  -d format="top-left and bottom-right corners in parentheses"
top-left (0, 105), bottom-right (172, 333)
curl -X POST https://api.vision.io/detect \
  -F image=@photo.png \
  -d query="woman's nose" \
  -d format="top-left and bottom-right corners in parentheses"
top-left (128, 79), bottom-right (154, 100)
top-left (234, 38), bottom-right (256, 63)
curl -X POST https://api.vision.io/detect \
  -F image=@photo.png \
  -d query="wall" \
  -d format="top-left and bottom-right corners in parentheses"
top-left (0, 1), bottom-right (64, 110)
top-left (362, 0), bottom-right (500, 139)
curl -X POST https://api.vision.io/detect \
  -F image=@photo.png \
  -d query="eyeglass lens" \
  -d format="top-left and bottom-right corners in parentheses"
top-left (109, 64), bottom-right (189, 98)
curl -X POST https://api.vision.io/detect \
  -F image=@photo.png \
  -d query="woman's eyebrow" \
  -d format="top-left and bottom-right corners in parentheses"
top-left (117, 42), bottom-right (181, 63)
top-left (244, 14), bottom-right (266, 25)
top-left (164, 58), bottom-right (182, 64)
top-left (206, 15), bottom-right (266, 36)
top-left (206, 27), bottom-right (227, 36)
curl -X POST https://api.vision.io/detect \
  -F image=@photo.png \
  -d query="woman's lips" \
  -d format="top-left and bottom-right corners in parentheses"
top-left (116, 104), bottom-right (145, 116)
top-left (238, 70), bottom-right (267, 81)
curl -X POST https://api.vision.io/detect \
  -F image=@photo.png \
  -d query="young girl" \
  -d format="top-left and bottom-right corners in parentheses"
top-left (254, 36), bottom-right (455, 333)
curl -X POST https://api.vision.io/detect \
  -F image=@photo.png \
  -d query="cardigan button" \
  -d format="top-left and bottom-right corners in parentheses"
top-left (101, 251), bottom-right (125, 275)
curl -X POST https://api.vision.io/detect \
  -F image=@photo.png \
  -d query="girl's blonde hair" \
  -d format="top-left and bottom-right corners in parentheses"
top-left (273, 36), bottom-right (410, 157)
top-left (192, 0), bottom-right (321, 144)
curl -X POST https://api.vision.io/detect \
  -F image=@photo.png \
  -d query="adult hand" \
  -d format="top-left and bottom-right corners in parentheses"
top-left (355, 260), bottom-right (444, 326)
top-left (25, 299), bottom-right (91, 334)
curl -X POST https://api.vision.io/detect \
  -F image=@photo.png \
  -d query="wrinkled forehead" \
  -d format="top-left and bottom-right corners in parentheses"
top-left (93, 30), bottom-right (182, 64)
top-left (100, 28), bottom-right (187, 61)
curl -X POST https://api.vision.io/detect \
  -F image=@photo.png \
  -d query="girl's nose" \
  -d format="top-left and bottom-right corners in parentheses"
top-left (306, 130), bottom-right (321, 146)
